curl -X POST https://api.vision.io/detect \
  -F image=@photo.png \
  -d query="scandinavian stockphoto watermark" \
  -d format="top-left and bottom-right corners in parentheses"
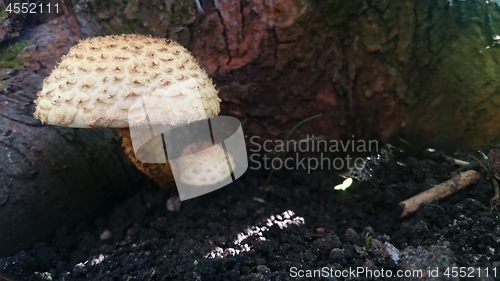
top-left (127, 78), bottom-right (249, 201)
top-left (124, 78), bottom-right (379, 199)
top-left (248, 135), bottom-right (380, 175)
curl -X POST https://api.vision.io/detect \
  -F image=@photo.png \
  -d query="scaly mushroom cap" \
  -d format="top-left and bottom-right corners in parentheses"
top-left (176, 142), bottom-right (236, 186)
top-left (34, 34), bottom-right (220, 128)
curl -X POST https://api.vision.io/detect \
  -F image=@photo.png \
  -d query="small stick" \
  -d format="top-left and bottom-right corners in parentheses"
top-left (452, 158), bottom-right (469, 166)
top-left (399, 170), bottom-right (481, 218)
top-left (444, 154), bottom-right (469, 167)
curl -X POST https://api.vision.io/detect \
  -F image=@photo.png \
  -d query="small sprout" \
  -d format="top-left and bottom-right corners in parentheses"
top-left (362, 232), bottom-right (372, 257)
top-left (364, 232), bottom-right (372, 249)
top-left (334, 177), bottom-right (353, 191)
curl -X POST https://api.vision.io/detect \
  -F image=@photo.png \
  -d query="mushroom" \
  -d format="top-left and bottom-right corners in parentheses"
top-left (33, 34), bottom-right (221, 189)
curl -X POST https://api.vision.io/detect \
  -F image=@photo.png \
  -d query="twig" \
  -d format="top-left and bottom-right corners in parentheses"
top-left (452, 158), bottom-right (469, 166)
top-left (399, 170), bottom-right (481, 218)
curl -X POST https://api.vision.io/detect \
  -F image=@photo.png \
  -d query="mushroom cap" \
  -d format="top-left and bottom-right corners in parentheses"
top-left (34, 34), bottom-right (221, 128)
top-left (176, 142), bottom-right (235, 186)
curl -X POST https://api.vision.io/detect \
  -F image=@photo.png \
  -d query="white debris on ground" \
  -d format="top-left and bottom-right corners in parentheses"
top-left (205, 210), bottom-right (305, 259)
top-left (99, 229), bottom-right (112, 240)
top-left (166, 196), bottom-right (182, 211)
top-left (384, 242), bottom-right (400, 264)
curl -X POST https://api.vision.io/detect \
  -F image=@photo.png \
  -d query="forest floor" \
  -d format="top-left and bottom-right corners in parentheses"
top-left (1, 148), bottom-right (500, 281)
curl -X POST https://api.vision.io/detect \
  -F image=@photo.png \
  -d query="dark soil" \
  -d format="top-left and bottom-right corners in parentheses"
top-left (1, 149), bottom-right (500, 281)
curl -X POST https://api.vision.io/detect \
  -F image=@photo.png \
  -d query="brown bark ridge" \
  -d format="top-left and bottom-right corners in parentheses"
top-left (0, 14), bottom-right (138, 256)
top-left (75, 0), bottom-right (500, 151)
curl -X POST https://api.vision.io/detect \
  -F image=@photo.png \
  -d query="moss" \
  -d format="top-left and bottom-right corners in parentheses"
top-left (169, 0), bottom-right (196, 26)
top-left (0, 4), bottom-right (8, 21)
top-left (125, 0), bottom-right (139, 17)
top-left (0, 40), bottom-right (32, 69)
top-left (85, 0), bottom-right (135, 35)
top-left (407, 0), bottom-right (500, 150)
top-left (83, 0), bottom-right (196, 37)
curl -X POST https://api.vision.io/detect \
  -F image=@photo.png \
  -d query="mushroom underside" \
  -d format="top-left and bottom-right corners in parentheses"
top-left (119, 128), bottom-right (175, 189)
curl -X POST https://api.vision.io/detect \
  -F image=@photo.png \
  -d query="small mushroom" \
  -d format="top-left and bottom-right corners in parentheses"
top-left (34, 34), bottom-right (221, 189)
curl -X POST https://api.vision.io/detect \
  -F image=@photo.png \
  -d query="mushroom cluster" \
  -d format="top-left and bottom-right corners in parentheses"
top-left (34, 34), bottom-right (222, 189)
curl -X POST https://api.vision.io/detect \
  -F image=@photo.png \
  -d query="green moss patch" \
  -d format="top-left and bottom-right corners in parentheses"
top-left (0, 40), bottom-right (32, 69)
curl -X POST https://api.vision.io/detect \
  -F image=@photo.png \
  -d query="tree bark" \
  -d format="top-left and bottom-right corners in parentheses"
top-left (74, 0), bottom-right (500, 151)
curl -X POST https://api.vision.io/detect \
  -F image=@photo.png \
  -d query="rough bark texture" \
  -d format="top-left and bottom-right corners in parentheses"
top-left (0, 3), bottom-right (25, 43)
top-left (74, 0), bottom-right (500, 151)
top-left (0, 13), bottom-right (139, 256)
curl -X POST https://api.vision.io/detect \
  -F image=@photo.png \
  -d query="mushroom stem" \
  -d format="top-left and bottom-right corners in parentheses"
top-left (118, 128), bottom-right (175, 189)
top-left (399, 170), bottom-right (481, 218)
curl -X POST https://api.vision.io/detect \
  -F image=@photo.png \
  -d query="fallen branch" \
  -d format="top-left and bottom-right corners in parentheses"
top-left (399, 170), bottom-right (481, 218)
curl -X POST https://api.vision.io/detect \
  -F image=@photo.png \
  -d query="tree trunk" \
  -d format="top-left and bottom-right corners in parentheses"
top-left (74, 0), bottom-right (500, 151)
